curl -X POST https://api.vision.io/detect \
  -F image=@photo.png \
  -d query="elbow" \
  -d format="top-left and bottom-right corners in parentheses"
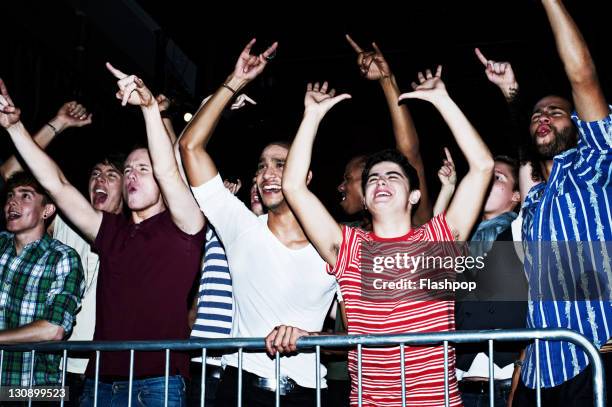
top-left (473, 155), bottom-right (495, 175)
top-left (281, 180), bottom-right (299, 196)
top-left (567, 60), bottom-right (598, 87)
top-left (178, 132), bottom-right (198, 153)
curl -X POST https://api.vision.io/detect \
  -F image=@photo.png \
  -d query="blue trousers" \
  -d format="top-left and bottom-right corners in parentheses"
top-left (79, 376), bottom-right (186, 407)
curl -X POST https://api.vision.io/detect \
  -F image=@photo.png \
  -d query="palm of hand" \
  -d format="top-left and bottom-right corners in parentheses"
top-left (304, 91), bottom-right (334, 109)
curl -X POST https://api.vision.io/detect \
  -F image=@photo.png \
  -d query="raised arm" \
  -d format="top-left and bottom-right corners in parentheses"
top-left (0, 84), bottom-right (101, 242)
top-left (346, 35), bottom-right (432, 224)
top-left (0, 98), bottom-right (92, 181)
top-left (179, 39), bottom-right (277, 187)
top-left (106, 63), bottom-right (204, 234)
top-left (399, 67), bottom-right (493, 240)
top-left (282, 82), bottom-right (351, 267)
top-left (433, 147), bottom-right (457, 216)
top-left (542, 0), bottom-right (608, 121)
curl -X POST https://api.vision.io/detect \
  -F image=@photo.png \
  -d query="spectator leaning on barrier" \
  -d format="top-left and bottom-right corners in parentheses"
top-left (0, 171), bottom-right (84, 386)
top-left (273, 64), bottom-right (493, 406)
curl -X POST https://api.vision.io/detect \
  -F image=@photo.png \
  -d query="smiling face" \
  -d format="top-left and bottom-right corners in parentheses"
top-left (122, 148), bottom-right (163, 212)
top-left (363, 161), bottom-right (413, 216)
top-left (88, 162), bottom-right (124, 214)
top-left (4, 185), bottom-right (54, 237)
top-left (529, 95), bottom-right (577, 159)
top-left (250, 178), bottom-right (264, 216)
top-left (255, 144), bottom-right (289, 211)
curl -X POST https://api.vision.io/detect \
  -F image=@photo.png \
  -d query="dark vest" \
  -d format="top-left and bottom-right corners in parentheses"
top-left (455, 227), bottom-right (528, 371)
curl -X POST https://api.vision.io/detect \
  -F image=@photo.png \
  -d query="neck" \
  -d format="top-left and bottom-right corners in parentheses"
top-left (372, 211), bottom-right (412, 238)
top-left (267, 204), bottom-right (309, 248)
top-left (14, 228), bottom-right (45, 255)
top-left (542, 160), bottom-right (553, 181)
top-left (131, 201), bottom-right (166, 224)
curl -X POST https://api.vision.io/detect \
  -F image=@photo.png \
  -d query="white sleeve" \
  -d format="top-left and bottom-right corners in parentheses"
top-left (190, 173), bottom-right (258, 249)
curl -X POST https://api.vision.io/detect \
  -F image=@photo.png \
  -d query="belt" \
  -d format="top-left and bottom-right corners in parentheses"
top-left (458, 378), bottom-right (512, 395)
top-left (224, 366), bottom-right (304, 396)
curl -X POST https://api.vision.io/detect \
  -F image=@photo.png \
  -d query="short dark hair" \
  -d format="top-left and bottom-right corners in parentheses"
top-left (5, 171), bottom-right (52, 205)
top-left (90, 152), bottom-right (126, 176)
top-left (362, 149), bottom-right (419, 193)
top-left (494, 155), bottom-right (519, 191)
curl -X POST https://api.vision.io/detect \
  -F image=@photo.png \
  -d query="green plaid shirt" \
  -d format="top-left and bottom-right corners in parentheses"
top-left (0, 231), bottom-right (84, 385)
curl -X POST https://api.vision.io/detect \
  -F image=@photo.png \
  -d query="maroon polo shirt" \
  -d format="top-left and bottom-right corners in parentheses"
top-left (86, 210), bottom-right (205, 379)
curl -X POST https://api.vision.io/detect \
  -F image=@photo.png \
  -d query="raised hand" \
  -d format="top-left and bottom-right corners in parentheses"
top-left (106, 63), bottom-right (154, 107)
top-left (438, 147), bottom-right (457, 186)
top-left (345, 34), bottom-right (391, 81)
top-left (156, 94), bottom-right (171, 112)
top-left (474, 48), bottom-right (518, 99)
top-left (233, 38), bottom-right (278, 83)
top-left (304, 81), bottom-right (351, 118)
top-left (55, 101), bottom-right (92, 129)
top-left (398, 66), bottom-right (448, 104)
top-left (223, 178), bottom-right (243, 195)
top-left (0, 79), bottom-right (21, 128)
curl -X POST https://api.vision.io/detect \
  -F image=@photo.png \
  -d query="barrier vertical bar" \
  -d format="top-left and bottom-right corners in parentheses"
top-left (443, 341), bottom-right (449, 407)
top-left (94, 350), bottom-right (100, 407)
top-left (358, 344), bottom-right (362, 407)
top-left (316, 345), bottom-right (321, 407)
top-left (275, 352), bottom-right (280, 407)
top-left (535, 339), bottom-right (541, 407)
top-left (488, 339), bottom-right (494, 407)
top-left (400, 344), bottom-right (406, 407)
top-left (0, 349), bottom-right (3, 385)
top-left (237, 347), bottom-right (243, 407)
top-left (128, 349), bottom-right (134, 407)
top-left (28, 349), bottom-right (35, 407)
top-left (201, 348), bottom-right (206, 407)
top-left (61, 349), bottom-right (67, 407)
top-left (165, 348), bottom-right (170, 407)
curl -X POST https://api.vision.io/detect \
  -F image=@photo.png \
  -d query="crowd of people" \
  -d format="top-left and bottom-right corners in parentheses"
top-left (0, 0), bottom-right (611, 406)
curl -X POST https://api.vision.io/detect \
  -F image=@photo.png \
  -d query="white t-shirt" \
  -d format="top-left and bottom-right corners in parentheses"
top-left (53, 215), bottom-right (99, 374)
top-left (191, 174), bottom-right (337, 388)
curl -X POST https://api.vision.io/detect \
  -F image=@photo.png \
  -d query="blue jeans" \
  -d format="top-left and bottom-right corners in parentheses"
top-left (79, 376), bottom-right (186, 407)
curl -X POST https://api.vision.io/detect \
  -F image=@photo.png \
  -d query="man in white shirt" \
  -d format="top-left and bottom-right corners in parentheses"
top-left (179, 39), bottom-right (337, 406)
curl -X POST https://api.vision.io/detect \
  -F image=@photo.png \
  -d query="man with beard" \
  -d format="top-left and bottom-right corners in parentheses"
top-left (180, 39), bottom-right (337, 406)
top-left (0, 65), bottom-right (205, 405)
top-left (477, 1), bottom-right (612, 405)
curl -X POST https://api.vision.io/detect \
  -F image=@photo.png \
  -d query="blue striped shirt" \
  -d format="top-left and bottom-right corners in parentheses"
top-left (190, 225), bottom-right (233, 364)
top-left (521, 106), bottom-right (612, 388)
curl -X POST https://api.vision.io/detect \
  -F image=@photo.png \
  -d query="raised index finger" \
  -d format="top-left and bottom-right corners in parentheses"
top-left (105, 62), bottom-right (128, 80)
top-left (241, 38), bottom-right (257, 57)
top-left (444, 147), bottom-right (454, 164)
top-left (474, 48), bottom-right (489, 67)
top-left (345, 34), bottom-right (363, 53)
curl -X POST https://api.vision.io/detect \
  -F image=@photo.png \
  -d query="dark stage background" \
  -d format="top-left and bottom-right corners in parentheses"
top-left (2, 0), bottom-right (611, 222)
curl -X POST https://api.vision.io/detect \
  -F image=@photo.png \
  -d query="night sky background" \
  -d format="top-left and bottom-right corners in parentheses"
top-left (2, 0), bottom-right (611, 222)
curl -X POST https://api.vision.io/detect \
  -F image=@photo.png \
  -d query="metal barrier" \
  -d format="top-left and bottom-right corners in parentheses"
top-left (0, 328), bottom-right (605, 407)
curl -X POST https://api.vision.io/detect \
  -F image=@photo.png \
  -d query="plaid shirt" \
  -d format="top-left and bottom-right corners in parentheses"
top-left (0, 231), bottom-right (84, 385)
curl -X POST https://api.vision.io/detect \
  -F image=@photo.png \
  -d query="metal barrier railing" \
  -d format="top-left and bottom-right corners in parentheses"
top-left (0, 328), bottom-right (605, 407)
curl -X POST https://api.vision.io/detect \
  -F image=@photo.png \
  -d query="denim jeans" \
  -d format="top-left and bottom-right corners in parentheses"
top-left (79, 375), bottom-right (186, 407)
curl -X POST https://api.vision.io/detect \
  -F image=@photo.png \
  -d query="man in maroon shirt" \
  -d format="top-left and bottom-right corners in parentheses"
top-left (3, 64), bottom-right (205, 406)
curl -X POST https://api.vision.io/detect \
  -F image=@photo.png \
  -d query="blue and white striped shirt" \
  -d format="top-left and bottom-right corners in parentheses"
top-left (521, 106), bottom-right (612, 388)
top-left (190, 225), bottom-right (233, 365)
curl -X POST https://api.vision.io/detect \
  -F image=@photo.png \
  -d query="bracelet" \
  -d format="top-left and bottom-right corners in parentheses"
top-left (221, 83), bottom-right (237, 94)
top-left (46, 122), bottom-right (58, 134)
top-left (514, 359), bottom-right (524, 368)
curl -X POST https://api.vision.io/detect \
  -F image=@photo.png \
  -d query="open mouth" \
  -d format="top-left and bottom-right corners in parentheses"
top-left (339, 191), bottom-right (347, 201)
top-left (262, 184), bottom-right (281, 193)
top-left (93, 189), bottom-right (108, 205)
top-left (7, 211), bottom-right (21, 221)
